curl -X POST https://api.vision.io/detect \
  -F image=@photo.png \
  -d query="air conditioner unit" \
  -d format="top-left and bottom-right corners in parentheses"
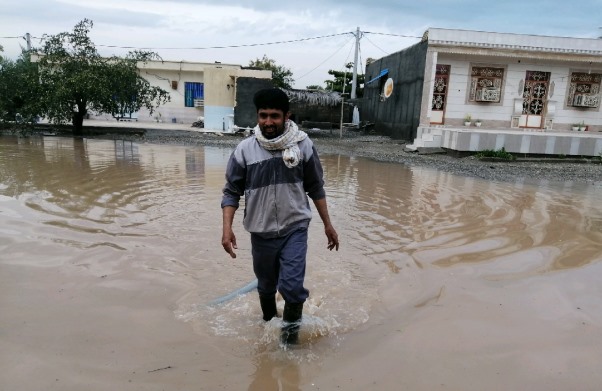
top-left (193, 99), bottom-right (205, 107)
top-left (572, 94), bottom-right (600, 108)
top-left (475, 87), bottom-right (500, 102)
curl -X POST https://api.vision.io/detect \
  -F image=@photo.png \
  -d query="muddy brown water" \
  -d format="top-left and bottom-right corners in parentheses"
top-left (1, 135), bottom-right (601, 391)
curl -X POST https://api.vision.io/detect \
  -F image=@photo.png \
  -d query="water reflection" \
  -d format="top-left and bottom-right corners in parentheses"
top-left (318, 153), bottom-right (602, 278)
top-left (2, 134), bottom-right (602, 389)
top-left (1, 136), bottom-right (602, 324)
top-left (248, 351), bottom-right (301, 391)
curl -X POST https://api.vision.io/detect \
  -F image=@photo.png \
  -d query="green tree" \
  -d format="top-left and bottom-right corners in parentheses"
top-left (36, 19), bottom-right (170, 135)
top-left (0, 51), bottom-right (42, 125)
top-left (324, 62), bottom-right (364, 97)
top-left (248, 55), bottom-right (294, 89)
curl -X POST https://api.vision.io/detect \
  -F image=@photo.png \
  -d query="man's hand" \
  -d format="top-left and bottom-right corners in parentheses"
top-left (222, 206), bottom-right (238, 258)
top-left (312, 198), bottom-right (339, 251)
top-left (222, 228), bottom-right (237, 258)
top-left (325, 224), bottom-right (339, 251)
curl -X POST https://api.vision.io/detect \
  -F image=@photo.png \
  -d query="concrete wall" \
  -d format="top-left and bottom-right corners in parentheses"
top-left (363, 41), bottom-right (428, 140)
top-left (136, 60), bottom-right (244, 125)
top-left (233, 77), bottom-right (274, 128)
top-left (415, 126), bottom-right (602, 157)
top-left (289, 101), bottom-right (353, 127)
top-left (116, 65), bottom-right (205, 124)
top-left (233, 82), bottom-right (351, 129)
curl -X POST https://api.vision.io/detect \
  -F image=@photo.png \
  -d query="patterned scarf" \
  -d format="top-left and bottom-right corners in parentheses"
top-left (254, 120), bottom-right (308, 168)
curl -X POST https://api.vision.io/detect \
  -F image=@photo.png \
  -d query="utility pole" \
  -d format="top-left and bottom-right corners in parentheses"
top-left (351, 27), bottom-right (361, 99)
top-left (24, 33), bottom-right (31, 51)
top-left (340, 69), bottom-right (348, 139)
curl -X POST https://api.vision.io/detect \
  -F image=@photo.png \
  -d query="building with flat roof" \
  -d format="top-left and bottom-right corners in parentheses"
top-left (362, 28), bottom-right (602, 156)
top-left (128, 59), bottom-right (271, 130)
top-left (364, 28), bottom-right (602, 135)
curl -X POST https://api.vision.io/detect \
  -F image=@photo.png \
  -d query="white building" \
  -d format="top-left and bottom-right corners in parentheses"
top-left (133, 60), bottom-right (271, 130)
top-left (423, 28), bottom-right (601, 131)
top-left (363, 28), bottom-right (602, 156)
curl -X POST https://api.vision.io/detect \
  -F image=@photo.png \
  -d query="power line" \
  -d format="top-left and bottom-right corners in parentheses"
top-left (6, 30), bottom-right (420, 53)
top-left (295, 36), bottom-right (355, 82)
top-left (363, 31), bottom-right (421, 39)
top-left (28, 32), bottom-right (354, 51)
top-left (363, 34), bottom-right (389, 55)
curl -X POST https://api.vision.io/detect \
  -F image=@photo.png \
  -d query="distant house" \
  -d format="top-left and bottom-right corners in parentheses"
top-left (363, 28), bottom-right (602, 151)
top-left (134, 60), bottom-right (271, 129)
top-left (30, 55), bottom-right (272, 130)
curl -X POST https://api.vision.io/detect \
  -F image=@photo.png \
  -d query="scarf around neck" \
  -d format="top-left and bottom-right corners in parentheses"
top-left (254, 120), bottom-right (308, 168)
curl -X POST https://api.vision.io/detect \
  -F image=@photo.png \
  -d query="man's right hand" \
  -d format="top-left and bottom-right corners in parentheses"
top-left (222, 206), bottom-right (238, 258)
top-left (222, 229), bottom-right (237, 258)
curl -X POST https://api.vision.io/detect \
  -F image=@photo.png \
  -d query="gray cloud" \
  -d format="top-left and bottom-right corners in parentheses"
top-left (2, 0), bottom-right (599, 88)
top-left (1, 0), bottom-right (163, 32)
top-left (133, 0), bottom-right (601, 38)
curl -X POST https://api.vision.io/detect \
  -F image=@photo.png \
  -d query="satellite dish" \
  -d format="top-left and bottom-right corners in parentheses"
top-left (383, 78), bottom-right (394, 98)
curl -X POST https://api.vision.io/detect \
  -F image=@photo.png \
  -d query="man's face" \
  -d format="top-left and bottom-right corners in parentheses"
top-left (257, 108), bottom-right (288, 139)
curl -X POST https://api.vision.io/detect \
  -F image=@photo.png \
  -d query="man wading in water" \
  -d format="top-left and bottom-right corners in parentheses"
top-left (221, 88), bottom-right (339, 345)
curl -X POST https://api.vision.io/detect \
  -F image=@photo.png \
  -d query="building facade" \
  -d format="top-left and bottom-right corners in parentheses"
top-left (363, 28), bottom-right (602, 145)
top-left (133, 60), bottom-right (271, 130)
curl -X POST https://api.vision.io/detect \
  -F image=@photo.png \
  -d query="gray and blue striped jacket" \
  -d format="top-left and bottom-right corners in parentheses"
top-left (221, 135), bottom-right (326, 238)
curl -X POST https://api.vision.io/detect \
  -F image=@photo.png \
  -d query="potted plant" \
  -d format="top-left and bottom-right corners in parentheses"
top-left (464, 114), bottom-right (472, 126)
top-left (475, 119), bottom-right (482, 127)
top-left (572, 123), bottom-right (579, 131)
top-left (579, 121), bottom-right (586, 131)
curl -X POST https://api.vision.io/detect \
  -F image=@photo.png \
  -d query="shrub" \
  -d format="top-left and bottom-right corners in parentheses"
top-left (474, 147), bottom-right (516, 160)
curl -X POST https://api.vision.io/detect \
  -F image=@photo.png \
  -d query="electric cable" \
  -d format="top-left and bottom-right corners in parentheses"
top-left (363, 34), bottom-right (389, 55)
top-left (295, 35), bottom-right (355, 82)
top-left (363, 31), bottom-right (421, 39)
top-left (28, 32), bottom-right (353, 51)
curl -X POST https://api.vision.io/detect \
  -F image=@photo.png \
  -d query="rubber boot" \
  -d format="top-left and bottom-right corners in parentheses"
top-left (259, 294), bottom-right (277, 321)
top-left (281, 302), bottom-right (303, 345)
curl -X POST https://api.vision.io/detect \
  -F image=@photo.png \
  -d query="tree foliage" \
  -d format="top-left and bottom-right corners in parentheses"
top-left (324, 62), bottom-right (364, 97)
top-left (248, 55), bottom-right (294, 90)
top-left (0, 51), bottom-right (42, 125)
top-left (36, 19), bottom-right (170, 135)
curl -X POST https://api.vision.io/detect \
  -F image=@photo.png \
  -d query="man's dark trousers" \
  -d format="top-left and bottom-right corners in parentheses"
top-left (251, 226), bottom-right (309, 304)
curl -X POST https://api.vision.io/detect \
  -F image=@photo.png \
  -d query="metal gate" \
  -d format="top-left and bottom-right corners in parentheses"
top-left (431, 65), bottom-right (451, 124)
top-left (520, 70), bottom-right (551, 129)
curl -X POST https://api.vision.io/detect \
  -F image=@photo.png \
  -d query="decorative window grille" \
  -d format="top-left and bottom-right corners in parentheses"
top-left (567, 72), bottom-right (601, 108)
top-left (522, 71), bottom-right (550, 115)
top-left (431, 65), bottom-right (450, 124)
top-left (469, 66), bottom-right (504, 103)
top-left (432, 65), bottom-right (450, 110)
top-left (185, 82), bottom-right (204, 107)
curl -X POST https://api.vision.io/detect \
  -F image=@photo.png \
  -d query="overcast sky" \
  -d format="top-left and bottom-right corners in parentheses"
top-left (1, 0), bottom-right (601, 88)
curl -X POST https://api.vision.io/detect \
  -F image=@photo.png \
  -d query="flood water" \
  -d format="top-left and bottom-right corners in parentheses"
top-left (1, 135), bottom-right (602, 391)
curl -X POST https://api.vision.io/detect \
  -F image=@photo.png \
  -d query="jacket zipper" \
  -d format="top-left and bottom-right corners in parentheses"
top-left (272, 151), bottom-right (280, 236)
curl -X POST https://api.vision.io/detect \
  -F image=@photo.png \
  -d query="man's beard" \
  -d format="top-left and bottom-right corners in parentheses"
top-left (260, 124), bottom-right (285, 139)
